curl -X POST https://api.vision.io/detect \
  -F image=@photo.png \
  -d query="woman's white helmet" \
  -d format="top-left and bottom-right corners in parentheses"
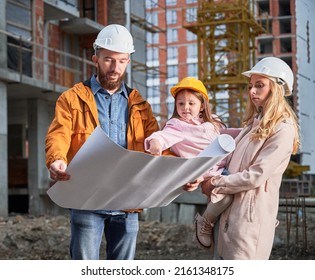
top-left (93, 24), bottom-right (135, 54)
top-left (242, 57), bottom-right (294, 96)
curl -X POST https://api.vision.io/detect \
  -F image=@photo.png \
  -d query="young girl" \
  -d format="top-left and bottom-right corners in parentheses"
top-left (144, 77), bottom-right (237, 249)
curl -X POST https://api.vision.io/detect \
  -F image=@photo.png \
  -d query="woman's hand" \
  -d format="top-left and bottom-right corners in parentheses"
top-left (201, 178), bottom-right (215, 197)
top-left (183, 176), bottom-right (204, 192)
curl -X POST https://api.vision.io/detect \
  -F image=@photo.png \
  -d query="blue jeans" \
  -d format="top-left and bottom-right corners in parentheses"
top-left (70, 209), bottom-right (139, 260)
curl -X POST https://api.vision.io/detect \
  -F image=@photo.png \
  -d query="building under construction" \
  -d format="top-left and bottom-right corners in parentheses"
top-left (0, 0), bottom-right (314, 224)
top-left (0, 0), bottom-right (149, 217)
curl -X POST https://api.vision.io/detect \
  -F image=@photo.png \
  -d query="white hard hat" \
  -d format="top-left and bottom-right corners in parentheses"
top-left (242, 57), bottom-right (294, 96)
top-left (93, 24), bottom-right (135, 54)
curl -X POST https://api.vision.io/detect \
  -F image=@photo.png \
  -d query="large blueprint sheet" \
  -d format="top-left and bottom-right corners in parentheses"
top-left (47, 126), bottom-right (235, 210)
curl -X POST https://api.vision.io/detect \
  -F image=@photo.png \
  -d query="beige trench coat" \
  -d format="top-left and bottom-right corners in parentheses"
top-left (211, 117), bottom-right (295, 259)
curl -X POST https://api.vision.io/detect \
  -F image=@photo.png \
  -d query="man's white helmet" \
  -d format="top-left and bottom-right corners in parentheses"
top-left (93, 24), bottom-right (135, 54)
top-left (242, 57), bottom-right (294, 96)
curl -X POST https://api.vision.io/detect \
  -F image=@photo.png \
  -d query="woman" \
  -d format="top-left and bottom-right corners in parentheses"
top-left (188, 57), bottom-right (300, 259)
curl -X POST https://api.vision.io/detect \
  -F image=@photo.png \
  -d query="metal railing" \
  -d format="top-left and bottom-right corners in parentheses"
top-left (1, 28), bottom-right (95, 91)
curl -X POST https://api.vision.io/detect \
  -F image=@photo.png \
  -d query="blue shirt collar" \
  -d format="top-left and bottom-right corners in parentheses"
top-left (91, 74), bottom-right (128, 99)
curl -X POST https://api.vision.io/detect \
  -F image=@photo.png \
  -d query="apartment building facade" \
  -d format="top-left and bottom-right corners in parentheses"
top-left (146, 0), bottom-right (315, 174)
top-left (146, 0), bottom-right (199, 125)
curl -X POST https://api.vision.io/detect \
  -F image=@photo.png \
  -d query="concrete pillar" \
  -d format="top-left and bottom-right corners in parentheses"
top-left (0, 0), bottom-right (7, 68)
top-left (0, 0), bottom-right (8, 217)
top-left (27, 99), bottom-right (50, 215)
top-left (0, 82), bottom-right (8, 217)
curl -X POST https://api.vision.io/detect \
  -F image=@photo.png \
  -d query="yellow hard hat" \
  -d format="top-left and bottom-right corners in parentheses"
top-left (170, 77), bottom-right (208, 101)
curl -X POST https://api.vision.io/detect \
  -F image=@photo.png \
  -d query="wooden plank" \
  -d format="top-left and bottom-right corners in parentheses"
top-left (8, 188), bottom-right (28, 195)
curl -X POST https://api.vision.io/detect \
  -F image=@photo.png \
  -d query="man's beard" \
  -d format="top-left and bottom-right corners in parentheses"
top-left (97, 68), bottom-right (125, 92)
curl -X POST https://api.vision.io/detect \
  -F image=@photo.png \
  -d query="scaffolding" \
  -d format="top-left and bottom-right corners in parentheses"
top-left (183, 0), bottom-right (266, 127)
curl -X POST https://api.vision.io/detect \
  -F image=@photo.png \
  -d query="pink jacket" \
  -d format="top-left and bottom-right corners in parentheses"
top-left (210, 117), bottom-right (295, 259)
top-left (144, 117), bottom-right (224, 178)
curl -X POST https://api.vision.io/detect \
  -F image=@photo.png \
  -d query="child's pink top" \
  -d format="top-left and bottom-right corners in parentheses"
top-left (144, 116), bottom-right (225, 178)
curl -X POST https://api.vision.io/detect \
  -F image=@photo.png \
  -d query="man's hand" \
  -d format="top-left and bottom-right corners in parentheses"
top-left (49, 160), bottom-right (70, 181)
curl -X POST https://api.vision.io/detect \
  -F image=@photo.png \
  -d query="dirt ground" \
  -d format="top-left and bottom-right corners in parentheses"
top-left (0, 213), bottom-right (314, 260)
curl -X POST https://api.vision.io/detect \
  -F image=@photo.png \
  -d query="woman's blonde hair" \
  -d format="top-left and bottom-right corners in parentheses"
top-left (170, 89), bottom-right (225, 132)
top-left (243, 79), bottom-right (300, 154)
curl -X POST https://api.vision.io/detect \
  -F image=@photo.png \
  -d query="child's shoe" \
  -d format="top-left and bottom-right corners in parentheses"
top-left (194, 213), bottom-right (214, 248)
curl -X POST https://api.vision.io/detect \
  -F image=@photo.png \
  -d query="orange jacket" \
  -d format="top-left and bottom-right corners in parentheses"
top-left (46, 80), bottom-right (159, 168)
top-left (45, 80), bottom-right (160, 211)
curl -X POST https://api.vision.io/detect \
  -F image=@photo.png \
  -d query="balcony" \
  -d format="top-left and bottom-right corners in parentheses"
top-left (44, 0), bottom-right (79, 20)
top-left (59, 18), bottom-right (104, 35)
top-left (0, 28), bottom-right (94, 99)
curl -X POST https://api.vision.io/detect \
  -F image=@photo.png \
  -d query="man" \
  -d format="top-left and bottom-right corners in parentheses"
top-left (45, 24), bottom-right (159, 260)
